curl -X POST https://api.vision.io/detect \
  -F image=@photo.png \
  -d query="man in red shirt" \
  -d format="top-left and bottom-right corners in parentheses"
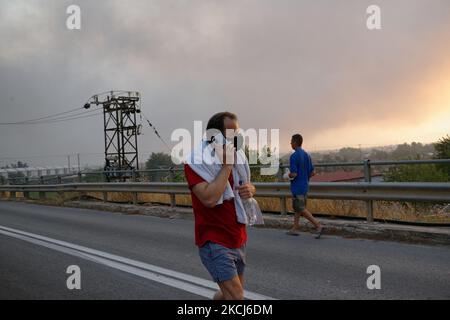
top-left (184, 112), bottom-right (255, 300)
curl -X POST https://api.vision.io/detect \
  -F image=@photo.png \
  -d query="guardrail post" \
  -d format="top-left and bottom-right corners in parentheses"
top-left (78, 189), bottom-right (84, 201)
top-left (364, 159), bottom-right (374, 223)
top-left (132, 170), bottom-right (138, 205)
top-left (170, 194), bottom-right (176, 208)
top-left (57, 190), bottom-right (64, 203)
top-left (37, 176), bottom-right (45, 199)
top-left (280, 196), bottom-right (287, 215)
top-left (277, 164), bottom-right (284, 182)
top-left (24, 178), bottom-right (30, 199)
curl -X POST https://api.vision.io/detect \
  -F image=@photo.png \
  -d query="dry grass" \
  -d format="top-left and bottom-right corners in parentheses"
top-left (2, 191), bottom-right (448, 223)
top-left (90, 192), bottom-right (450, 223)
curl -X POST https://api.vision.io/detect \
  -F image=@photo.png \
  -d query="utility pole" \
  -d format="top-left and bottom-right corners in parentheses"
top-left (77, 153), bottom-right (80, 172)
top-left (67, 155), bottom-right (71, 171)
top-left (85, 91), bottom-right (141, 181)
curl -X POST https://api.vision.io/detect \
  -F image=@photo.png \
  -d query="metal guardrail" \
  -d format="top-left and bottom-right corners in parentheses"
top-left (5, 158), bottom-right (449, 221)
top-left (2, 159), bottom-right (448, 223)
top-left (66, 159), bottom-right (450, 177)
top-left (1, 181), bottom-right (449, 223)
top-left (3, 159), bottom-right (450, 184)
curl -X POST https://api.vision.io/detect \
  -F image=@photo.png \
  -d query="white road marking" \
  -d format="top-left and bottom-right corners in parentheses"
top-left (0, 225), bottom-right (275, 300)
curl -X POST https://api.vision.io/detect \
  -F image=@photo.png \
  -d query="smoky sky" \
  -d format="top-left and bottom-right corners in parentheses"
top-left (1, 0), bottom-right (450, 167)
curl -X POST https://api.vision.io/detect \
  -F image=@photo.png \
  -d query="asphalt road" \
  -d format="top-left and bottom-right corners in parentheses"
top-left (0, 200), bottom-right (449, 300)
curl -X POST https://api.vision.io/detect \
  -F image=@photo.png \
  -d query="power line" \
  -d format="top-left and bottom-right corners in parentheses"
top-left (0, 152), bottom-right (106, 160)
top-left (28, 107), bottom-right (100, 122)
top-left (0, 148), bottom-right (176, 161)
top-left (0, 110), bottom-right (103, 125)
top-left (6, 107), bottom-right (101, 125)
top-left (39, 111), bottom-right (103, 123)
top-left (32, 108), bottom-right (102, 123)
top-left (0, 90), bottom-right (119, 125)
top-left (0, 109), bottom-right (82, 124)
top-left (141, 110), bottom-right (172, 153)
top-left (134, 94), bottom-right (171, 152)
top-left (0, 107), bottom-right (83, 125)
top-left (0, 91), bottom-right (174, 164)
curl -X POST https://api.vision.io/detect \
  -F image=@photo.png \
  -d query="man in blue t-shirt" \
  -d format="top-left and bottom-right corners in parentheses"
top-left (284, 134), bottom-right (323, 238)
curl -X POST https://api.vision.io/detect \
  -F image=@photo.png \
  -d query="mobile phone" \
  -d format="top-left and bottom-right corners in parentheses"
top-left (233, 134), bottom-right (243, 150)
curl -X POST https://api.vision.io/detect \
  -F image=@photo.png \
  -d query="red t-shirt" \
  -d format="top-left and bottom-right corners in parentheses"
top-left (184, 164), bottom-right (247, 249)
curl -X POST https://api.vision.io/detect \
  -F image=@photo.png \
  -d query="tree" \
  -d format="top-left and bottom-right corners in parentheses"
top-left (145, 152), bottom-right (174, 169)
top-left (369, 149), bottom-right (389, 160)
top-left (384, 164), bottom-right (449, 182)
top-left (245, 145), bottom-right (278, 182)
top-left (337, 147), bottom-right (362, 162)
top-left (390, 142), bottom-right (434, 160)
top-left (144, 152), bottom-right (177, 182)
top-left (434, 135), bottom-right (450, 176)
top-left (434, 135), bottom-right (450, 158)
top-left (384, 135), bottom-right (450, 183)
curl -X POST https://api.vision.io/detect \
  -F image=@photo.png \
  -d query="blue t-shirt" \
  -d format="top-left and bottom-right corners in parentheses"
top-left (289, 147), bottom-right (314, 196)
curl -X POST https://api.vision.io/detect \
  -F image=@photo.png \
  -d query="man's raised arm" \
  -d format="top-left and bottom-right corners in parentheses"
top-left (191, 164), bottom-right (233, 208)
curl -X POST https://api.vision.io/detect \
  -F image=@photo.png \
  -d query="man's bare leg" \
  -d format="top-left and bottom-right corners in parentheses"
top-left (238, 274), bottom-right (244, 287)
top-left (213, 290), bottom-right (225, 300)
top-left (301, 209), bottom-right (324, 239)
top-left (300, 208), bottom-right (321, 229)
top-left (217, 275), bottom-right (244, 300)
top-left (287, 212), bottom-right (302, 235)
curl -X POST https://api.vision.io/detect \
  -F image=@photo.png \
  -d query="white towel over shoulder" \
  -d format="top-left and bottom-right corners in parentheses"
top-left (186, 140), bottom-right (264, 226)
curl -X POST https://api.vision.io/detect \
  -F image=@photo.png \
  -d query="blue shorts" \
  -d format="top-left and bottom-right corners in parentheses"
top-left (198, 241), bottom-right (246, 283)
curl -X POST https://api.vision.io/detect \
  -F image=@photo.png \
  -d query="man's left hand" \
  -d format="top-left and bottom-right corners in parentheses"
top-left (238, 183), bottom-right (256, 199)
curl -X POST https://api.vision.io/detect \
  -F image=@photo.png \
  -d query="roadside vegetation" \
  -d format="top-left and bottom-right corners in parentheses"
top-left (2, 136), bottom-right (449, 223)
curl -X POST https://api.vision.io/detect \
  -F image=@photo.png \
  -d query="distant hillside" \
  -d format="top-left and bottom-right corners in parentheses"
top-left (280, 142), bottom-right (436, 165)
top-left (311, 142), bottom-right (435, 163)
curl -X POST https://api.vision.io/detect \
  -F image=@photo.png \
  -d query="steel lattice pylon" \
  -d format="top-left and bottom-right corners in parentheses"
top-left (87, 91), bottom-right (141, 180)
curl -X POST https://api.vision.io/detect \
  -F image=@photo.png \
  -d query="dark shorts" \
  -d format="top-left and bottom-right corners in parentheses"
top-left (199, 241), bottom-right (246, 283)
top-left (292, 194), bottom-right (307, 212)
